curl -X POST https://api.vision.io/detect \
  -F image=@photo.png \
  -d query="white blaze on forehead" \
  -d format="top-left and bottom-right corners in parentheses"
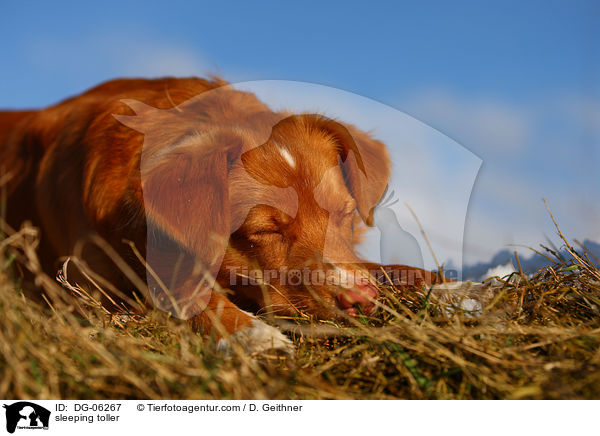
top-left (278, 146), bottom-right (296, 169)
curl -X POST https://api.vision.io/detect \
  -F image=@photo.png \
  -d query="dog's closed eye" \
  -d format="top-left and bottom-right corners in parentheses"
top-left (248, 221), bottom-right (285, 239)
top-left (247, 230), bottom-right (286, 248)
top-left (251, 229), bottom-right (283, 237)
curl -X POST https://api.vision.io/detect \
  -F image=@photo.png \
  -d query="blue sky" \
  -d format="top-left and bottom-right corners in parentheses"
top-left (1, 0), bottom-right (599, 266)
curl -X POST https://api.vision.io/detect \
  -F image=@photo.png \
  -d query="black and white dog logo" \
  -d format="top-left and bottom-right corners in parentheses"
top-left (2, 402), bottom-right (50, 433)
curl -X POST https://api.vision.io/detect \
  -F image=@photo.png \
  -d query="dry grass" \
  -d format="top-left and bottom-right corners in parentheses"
top-left (1, 220), bottom-right (599, 400)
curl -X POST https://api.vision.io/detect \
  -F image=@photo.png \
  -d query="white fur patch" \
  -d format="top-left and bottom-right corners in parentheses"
top-left (216, 319), bottom-right (294, 356)
top-left (278, 146), bottom-right (296, 169)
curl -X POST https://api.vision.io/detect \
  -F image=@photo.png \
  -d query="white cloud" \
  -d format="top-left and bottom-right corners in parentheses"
top-left (118, 45), bottom-right (209, 77)
top-left (406, 89), bottom-right (532, 154)
top-left (402, 89), bottom-right (600, 266)
top-left (25, 31), bottom-right (212, 78)
top-left (481, 262), bottom-right (515, 281)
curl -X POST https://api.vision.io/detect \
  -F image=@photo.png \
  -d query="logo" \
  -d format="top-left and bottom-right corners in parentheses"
top-left (2, 402), bottom-right (50, 434)
top-left (112, 80), bottom-right (480, 318)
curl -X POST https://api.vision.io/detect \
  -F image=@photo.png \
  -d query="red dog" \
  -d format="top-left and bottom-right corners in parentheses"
top-left (0, 78), bottom-right (437, 354)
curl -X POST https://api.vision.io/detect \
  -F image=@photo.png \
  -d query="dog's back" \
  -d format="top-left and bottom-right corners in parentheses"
top-left (0, 78), bottom-right (227, 266)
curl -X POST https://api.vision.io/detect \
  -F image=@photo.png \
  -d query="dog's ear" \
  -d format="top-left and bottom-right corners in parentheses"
top-left (114, 99), bottom-right (245, 317)
top-left (142, 132), bottom-right (242, 248)
top-left (141, 130), bottom-right (242, 254)
top-left (115, 99), bottom-right (240, 271)
top-left (312, 116), bottom-right (390, 226)
top-left (139, 130), bottom-right (243, 317)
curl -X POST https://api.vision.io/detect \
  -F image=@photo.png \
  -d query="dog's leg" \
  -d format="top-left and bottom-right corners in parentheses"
top-left (366, 262), bottom-right (499, 318)
top-left (360, 262), bottom-right (442, 288)
top-left (145, 246), bottom-right (294, 357)
top-left (187, 292), bottom-right (294, 356)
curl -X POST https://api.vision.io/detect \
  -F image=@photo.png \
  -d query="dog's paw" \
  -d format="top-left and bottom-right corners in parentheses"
top-left (216, 319), bottom-right (294, 357)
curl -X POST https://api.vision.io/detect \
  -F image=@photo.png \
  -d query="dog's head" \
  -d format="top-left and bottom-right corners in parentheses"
top-left (116, 90), bottom-right (390, 319)
top-left (229, 114), bottom-right (390, 318)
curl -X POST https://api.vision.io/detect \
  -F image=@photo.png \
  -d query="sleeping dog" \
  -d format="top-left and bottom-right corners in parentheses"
top-left (0, 77), bottom-right (439, 354)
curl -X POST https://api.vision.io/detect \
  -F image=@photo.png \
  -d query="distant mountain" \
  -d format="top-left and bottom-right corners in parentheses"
top-left (460, 239), bottom-right (600, 281)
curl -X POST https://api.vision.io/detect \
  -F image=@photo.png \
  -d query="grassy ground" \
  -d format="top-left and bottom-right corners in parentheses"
top-left (1, 221), bottom-right (599, 400)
